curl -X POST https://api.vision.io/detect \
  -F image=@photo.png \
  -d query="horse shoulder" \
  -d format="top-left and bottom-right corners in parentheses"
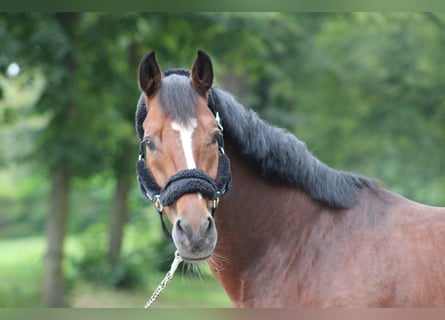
top-left (356, 189), bottom-right (445, 306)
top-left (293, 189), bottom-right (445, 307)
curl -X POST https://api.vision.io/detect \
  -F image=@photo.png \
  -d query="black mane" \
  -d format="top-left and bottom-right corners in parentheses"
top-left (136, 69), bottom-right (378, 209)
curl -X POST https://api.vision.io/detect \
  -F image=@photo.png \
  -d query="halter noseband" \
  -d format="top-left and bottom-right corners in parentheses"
top-left (135, 70), bottom-right (231, 240)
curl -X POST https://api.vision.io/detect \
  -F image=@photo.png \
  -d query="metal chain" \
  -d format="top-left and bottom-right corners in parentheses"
top-left (144, 250), bottom-right (183, 308)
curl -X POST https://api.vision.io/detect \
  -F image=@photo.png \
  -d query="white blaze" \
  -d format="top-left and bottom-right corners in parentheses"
top-left (171, 119), bottom-right (197, 169)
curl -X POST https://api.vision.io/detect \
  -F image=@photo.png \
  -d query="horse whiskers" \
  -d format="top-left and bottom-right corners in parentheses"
top-left (208, 252), bottom-right (230, 272)
top-left (212, 252), bottom-right (230, 263)
top-left (181, 261), bottom-right (204, 280)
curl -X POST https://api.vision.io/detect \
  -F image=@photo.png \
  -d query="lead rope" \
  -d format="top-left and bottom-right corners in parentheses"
top-left (144, 250), bottom-right (183, 308)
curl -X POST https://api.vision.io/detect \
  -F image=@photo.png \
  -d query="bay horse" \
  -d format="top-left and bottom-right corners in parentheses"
top-left (135, 50), bottom-right (445, 307)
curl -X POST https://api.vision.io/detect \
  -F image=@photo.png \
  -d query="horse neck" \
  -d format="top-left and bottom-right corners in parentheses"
top-left (209, 145), bottom-right (325, 305)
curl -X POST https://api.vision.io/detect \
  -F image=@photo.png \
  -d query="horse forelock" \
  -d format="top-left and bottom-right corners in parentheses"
top-left (158, 74), bottom-right (197, 126)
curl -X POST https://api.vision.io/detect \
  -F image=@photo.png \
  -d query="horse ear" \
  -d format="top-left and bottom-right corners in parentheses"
top-left (138, 51), bottom-right (162, 98)
top-left (191, 50), bottom-right (214, 95)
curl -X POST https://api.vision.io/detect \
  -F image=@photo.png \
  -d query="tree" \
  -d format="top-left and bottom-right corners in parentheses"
top-left (290, 13), bottom-right (445, 204)
top-left (1, 13), bottom-right (116, 305)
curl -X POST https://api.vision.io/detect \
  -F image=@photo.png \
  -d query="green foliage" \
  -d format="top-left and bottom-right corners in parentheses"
top-left (291, 13), bottom-right (445, 205)
top-left (72, 224), bottom-right (143, 289)
top-left (0, 165), bottom-right (48, 237)
top-left (71, 213), bottom-right (174, 289)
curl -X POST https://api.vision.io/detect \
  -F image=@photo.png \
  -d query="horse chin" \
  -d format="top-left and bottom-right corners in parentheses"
top-left (179, 253), bottom-right (213, 263)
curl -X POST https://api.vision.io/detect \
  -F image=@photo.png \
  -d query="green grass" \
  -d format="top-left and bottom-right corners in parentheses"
top-left (0, 236), bottom-right (45, 307)
top-left (70, 273), bottom-right (232, 308)
top-left (0, 236), bottom-right (232, 308)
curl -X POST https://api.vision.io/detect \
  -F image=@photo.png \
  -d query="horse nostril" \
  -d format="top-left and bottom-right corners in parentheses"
top-left (175, 216), bottom-right (215, 242)
top-left (176, 219), bottom-right (184, 232)
top-left (206, 217), bottom-right (214, 231)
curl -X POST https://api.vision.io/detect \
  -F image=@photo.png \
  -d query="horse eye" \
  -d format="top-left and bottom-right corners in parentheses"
top-left (211, 132), bottom-right (222, 145)
top-left (143, 137), bottom-right (156, 151)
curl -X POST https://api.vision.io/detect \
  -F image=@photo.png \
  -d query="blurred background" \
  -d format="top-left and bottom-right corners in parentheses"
top-left (0, 12), bottom-right (444, 308)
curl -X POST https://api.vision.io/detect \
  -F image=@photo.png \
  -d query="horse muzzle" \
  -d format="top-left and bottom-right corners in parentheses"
top-left (172, 210), bottom-right (217, 262)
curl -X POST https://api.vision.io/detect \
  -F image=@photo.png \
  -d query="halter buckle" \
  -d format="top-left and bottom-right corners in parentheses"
top-left (153, 195), bottom-right (163, 213)
top-left (212, 191), bottom-right (221, 209)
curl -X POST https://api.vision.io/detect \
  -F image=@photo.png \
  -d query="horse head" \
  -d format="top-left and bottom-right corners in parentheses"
top-left (136, 51), bottom-right (230, 262)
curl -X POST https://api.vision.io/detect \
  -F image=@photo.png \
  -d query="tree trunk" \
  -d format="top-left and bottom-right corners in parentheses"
top-left (107, 40), bottom-right (140, 265)
top-left (107, 178), bottom-right (131, 264)
top-left (42, 166), bottom-right (70, 307)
